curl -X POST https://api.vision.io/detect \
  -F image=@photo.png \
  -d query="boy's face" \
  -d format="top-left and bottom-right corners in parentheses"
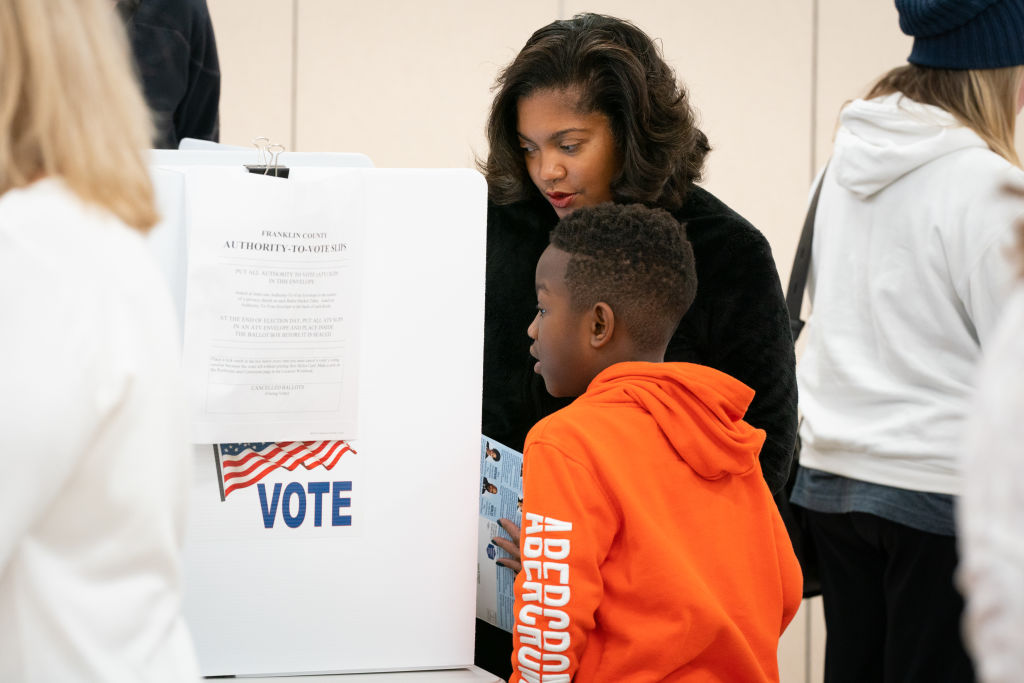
top-left (528, 245), bottom-right (593, 397)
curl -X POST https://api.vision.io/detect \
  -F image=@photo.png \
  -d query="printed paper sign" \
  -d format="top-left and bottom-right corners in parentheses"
top-left (182, 171), bottom-right (364, 443)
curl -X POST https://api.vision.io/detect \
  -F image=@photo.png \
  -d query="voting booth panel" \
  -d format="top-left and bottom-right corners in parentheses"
top-left (150, 158), bottom-right (486, 676)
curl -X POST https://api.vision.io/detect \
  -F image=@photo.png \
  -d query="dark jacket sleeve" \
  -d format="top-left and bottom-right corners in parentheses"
top-left (125, 0), bottom-right (221, 149)
top-left (671, 187), bottom-right (797, 495)
top-left (481, 199), bottom-right (568, 453)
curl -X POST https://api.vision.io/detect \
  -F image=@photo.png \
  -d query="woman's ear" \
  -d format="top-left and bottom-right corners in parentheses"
top-left (589, 302), bottom-right (615, 348)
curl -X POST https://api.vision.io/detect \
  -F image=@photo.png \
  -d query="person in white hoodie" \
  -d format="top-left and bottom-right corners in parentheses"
top-left (791, 1), bottom-right (1024, 681)
top-left (0, 0), bottom-right (199, 680)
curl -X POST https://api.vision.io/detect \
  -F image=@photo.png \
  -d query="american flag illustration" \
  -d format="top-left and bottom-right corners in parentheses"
top-left (215, 440), bottom-right (355, 500)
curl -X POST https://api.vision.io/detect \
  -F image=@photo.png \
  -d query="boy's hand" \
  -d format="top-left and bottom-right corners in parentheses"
top-left (492, 518), bottom-right (522, 573)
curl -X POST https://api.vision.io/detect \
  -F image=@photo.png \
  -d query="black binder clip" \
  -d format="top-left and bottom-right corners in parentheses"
top-left (244, 136), bottom-right (289, 178)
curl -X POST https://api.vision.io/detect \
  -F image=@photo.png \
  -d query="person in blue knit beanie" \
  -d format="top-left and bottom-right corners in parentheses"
top-left (791, 1), bottom-right (1024, 681)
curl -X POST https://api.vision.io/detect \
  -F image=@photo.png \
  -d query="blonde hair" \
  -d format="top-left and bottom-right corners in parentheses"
top-left (0, 0), bottom-right (158, 230)
top-left (868, 64), bottom-right (1024, 168)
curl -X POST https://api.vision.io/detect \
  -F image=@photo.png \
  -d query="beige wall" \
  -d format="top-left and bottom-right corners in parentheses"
top-left (207, 0), bottom-right (913, 286)
top-left (204, 2), bottom-right (917, 681)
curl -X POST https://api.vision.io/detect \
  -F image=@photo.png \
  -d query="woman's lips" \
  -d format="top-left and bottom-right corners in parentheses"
top-left (546, 191), bottom-right (576, 209)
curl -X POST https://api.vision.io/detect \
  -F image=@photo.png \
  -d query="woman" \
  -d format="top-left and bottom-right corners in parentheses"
top-left (0, 0), bottom-right (198, 679)
top-left (478, 13), bottom-right (797, 677)
top-left (792, 1), bottom-right (1024, 681)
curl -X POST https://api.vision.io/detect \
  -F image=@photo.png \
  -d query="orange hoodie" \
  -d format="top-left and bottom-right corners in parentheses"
top-left (510, 361), bottom-right (802, 683)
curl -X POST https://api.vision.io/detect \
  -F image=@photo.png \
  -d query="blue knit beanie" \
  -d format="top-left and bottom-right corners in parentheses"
top-left (896, 0), bottom-right (1024, 69)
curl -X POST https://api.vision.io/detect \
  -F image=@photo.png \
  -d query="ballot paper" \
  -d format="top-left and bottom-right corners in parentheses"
top-left (477, 435), bottom-right (523, 632)
top-left (182, 170), bottom-right (363, 443)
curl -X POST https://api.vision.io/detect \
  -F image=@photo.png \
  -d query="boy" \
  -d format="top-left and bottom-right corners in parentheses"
top-left (510, 204), bottom-right (801, 682)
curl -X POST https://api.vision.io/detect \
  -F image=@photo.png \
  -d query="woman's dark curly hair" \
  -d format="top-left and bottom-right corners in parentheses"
top-left (482, 13), bottom-right (710, 211)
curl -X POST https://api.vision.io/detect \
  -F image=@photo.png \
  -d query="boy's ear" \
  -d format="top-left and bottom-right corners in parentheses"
top-left (589, 302), bottom-right (615, 349)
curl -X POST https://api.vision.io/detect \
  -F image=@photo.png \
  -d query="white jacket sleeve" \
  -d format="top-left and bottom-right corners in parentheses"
top-left (959, 286), bottom-right (1024, 683)
top-left (0, 235), bottom-right (118, 570)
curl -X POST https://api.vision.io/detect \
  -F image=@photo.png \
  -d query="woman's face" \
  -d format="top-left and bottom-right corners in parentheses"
top-left (516, 88), bottom-right (619, 219)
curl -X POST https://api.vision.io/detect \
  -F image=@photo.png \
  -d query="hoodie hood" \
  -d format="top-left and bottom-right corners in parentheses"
top-left (832, 93), bottom-right (987, 198)
top-left (584, 361), bottom-right (765, 481)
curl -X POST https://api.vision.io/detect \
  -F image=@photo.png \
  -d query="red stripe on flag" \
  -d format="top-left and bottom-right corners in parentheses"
top-left (224, 458), bottom-right (282, 496)
top-left (298, 441), bottom-right (332, 469)
top-left (223, 442), bottom-right (307, 482)
top-left (322, 442), bottom-right (353, 470)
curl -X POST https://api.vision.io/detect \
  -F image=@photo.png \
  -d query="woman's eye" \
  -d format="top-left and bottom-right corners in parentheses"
top-left (536, 306), bottom-right (546, 317)
top-left (520, 145), bottom-right (537, 156)
top-left (560, 143), bottom-right (579, 153)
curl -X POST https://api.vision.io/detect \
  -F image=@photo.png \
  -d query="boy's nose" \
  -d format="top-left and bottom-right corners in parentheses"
top-left (527, 312), bottom-right (540, 339)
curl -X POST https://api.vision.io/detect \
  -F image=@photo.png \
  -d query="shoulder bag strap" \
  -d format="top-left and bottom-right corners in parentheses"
top-left (786, 165), bottom-right (829, 342)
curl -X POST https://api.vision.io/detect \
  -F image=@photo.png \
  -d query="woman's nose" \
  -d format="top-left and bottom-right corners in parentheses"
top-left (538, 154), bottom-right (566, 182)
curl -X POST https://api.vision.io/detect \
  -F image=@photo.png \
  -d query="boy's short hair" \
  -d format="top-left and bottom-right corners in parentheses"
top-left (551, 203), bottom-right (697, 352)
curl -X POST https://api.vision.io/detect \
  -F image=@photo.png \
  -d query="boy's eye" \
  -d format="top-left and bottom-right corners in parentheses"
top-left (536, 306), bottom-right (547, 317)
